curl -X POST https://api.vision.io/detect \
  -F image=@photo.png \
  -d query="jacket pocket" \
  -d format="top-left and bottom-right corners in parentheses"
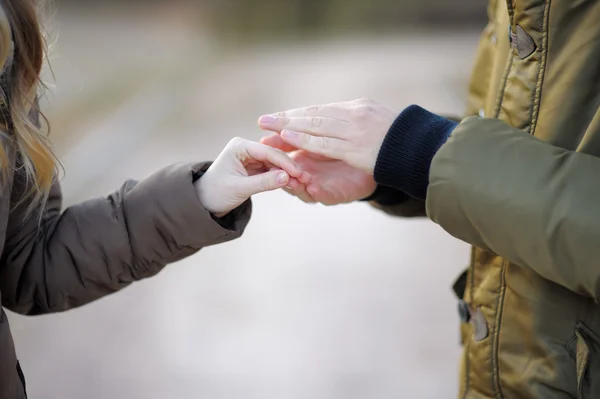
top-left (571, 323), bottom-right (600, 399)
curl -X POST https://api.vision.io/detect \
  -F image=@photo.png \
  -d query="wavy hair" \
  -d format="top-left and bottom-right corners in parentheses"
top-left (0, 0), bottom-right (56, 212)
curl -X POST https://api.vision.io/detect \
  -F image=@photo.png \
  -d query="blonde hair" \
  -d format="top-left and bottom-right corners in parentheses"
top-left (0, 0), bottom-right (56, 211)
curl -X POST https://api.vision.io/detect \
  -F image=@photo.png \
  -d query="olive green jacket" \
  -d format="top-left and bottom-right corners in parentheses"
top-left (372, 1), bottom-right (600, 397)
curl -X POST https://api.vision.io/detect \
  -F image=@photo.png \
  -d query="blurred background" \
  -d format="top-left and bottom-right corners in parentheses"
top-left (8, 1), bottom-right (486, 398)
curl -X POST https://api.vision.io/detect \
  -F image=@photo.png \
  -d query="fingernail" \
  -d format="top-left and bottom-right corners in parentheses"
top-left (281, 130), bottom-right (298, 139)
top-left (259, 115), bottom-right (277, 125)
top-left (277, 172), bottom-right (289, 185)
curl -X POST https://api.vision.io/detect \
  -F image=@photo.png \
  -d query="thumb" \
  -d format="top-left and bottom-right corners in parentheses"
top-left (239, 170), bottom-right (290, 196)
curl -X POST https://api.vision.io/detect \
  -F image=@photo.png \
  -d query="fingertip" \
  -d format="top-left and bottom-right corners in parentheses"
top-left (258, 115), bottom-right (278, 129)
top-left (277, 171), bottom-right (289, 186)
top-left (257, 115), bottom-right (267, 127)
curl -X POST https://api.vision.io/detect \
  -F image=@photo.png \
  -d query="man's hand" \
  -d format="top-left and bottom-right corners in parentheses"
top-left (261, 134), bottom-right (376, 205)
top-left (258, 98), bottom-right (397, 174)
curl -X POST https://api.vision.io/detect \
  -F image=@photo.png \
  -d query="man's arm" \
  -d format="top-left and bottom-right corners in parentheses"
top-left (426, 116), bottom-right (600, 300)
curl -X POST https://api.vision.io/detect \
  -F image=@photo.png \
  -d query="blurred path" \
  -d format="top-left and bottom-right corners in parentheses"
top-left (10, 10), bottom-right (479, 399)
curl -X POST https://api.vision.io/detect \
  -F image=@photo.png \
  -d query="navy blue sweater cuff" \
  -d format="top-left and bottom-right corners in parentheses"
top-left (374, 105), bottom-right (457, 200)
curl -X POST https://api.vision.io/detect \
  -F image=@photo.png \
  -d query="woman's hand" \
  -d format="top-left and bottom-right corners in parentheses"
top-left (258, 98), bottom-right (398, 174)
top-left (195, 137), bottom-right (310, 217)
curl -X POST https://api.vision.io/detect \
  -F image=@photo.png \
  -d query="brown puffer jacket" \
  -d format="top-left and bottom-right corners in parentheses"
top-left (0, 154), bottom-right (251, 398)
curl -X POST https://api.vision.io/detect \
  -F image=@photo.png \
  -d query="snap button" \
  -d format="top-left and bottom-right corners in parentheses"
top-left (458, 300), bottom-right (471, 323)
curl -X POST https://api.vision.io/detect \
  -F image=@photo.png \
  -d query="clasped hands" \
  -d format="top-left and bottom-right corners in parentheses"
top-left (195, 98), bottom-right (396, 217)
top-left (258, 98), bottom-right (396, 205)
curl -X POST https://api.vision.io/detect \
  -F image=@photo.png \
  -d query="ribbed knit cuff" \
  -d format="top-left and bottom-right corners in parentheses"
top-left (374, 105), bottom-right (457, 200)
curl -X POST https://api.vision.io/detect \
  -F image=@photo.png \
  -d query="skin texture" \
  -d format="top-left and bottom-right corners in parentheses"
top-left (258, 98), bottom-right (398, 205)
top-left (258, 98), bottom-right (397, 174)
top-left (260, 134), bottom-right (377, 205)
top-left (195, 137), bottom-right (311, 216)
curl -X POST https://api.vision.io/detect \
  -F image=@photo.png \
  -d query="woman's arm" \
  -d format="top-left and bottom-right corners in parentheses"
top-left (0, 138), bottom-right (308, 315)
top-left (0, 163), bottom-right (250, 315)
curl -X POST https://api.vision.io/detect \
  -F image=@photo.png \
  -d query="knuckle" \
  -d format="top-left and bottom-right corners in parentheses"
top-left (301, 134), bottom-right (312, 147)
top-left (319, 136), bottom-right (331, 150)
top-left (303, 105), bottom-right (320, 116)
top-left (353, 98), bottom-right (371, 105)
top-left (309, 116), bottom-right (323, 128)
top-left (353, 104), bottom-right (373, 120)
top-left (228, 136), bottom-right (245, 147)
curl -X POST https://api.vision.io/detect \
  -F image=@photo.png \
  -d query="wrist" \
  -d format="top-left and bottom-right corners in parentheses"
top-left (194, 172), bottom-right (223, 215)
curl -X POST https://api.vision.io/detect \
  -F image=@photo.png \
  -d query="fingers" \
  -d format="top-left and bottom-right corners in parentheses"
top-left (258, 102), bottom-right (352, 132)
top-left (279, 129), bottom-right (348, 160)
top-left (241, 169), bottom-right (290, 196)
top-left (241, 140), bottom-right (304, 179)
top-left (258, 116), bottom-right (351, 139)
top-left (260, 134), bottom-right (298, 152)
top-left (261, 135), bottom-right (332, 163)
top-left (283, 177), bottom-right (316, 203)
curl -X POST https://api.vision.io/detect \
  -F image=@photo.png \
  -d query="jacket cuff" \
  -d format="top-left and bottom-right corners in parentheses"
top-left (374, 105), bottom-right (457, 200)
top-left (127, 162), bottom-right (251, 252)
top-left (360, 184), bottom-right (411, 206)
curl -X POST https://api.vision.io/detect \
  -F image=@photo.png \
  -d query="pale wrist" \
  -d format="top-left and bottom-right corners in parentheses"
top-left (194, 174), bottom-right (222, 216)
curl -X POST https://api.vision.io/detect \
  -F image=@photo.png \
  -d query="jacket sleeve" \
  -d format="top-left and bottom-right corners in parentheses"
top-left (426, 116), bottom-right (600, 299)
top-left (0, 162), bottom-right (251, 315)
top-left (367, 191), bottom-right (426, 218)
top-left (366, 110), bottom-right (464, 218)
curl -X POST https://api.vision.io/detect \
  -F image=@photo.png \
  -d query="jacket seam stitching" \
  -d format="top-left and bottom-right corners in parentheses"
top-left (491, 1), bottom-right (513, 391)
top-left (493, 1), bottom-right (516, 119)
top-left (461, 339), bottom-right (471, 399)
top-left (492, 260), bottom-right (508, 399)
top-left (469, 246), bottom-right (476, 304)
top-left (493, 57), bottom-right (514, 119)
top-left (528, 0), bottom-right (552, 135)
